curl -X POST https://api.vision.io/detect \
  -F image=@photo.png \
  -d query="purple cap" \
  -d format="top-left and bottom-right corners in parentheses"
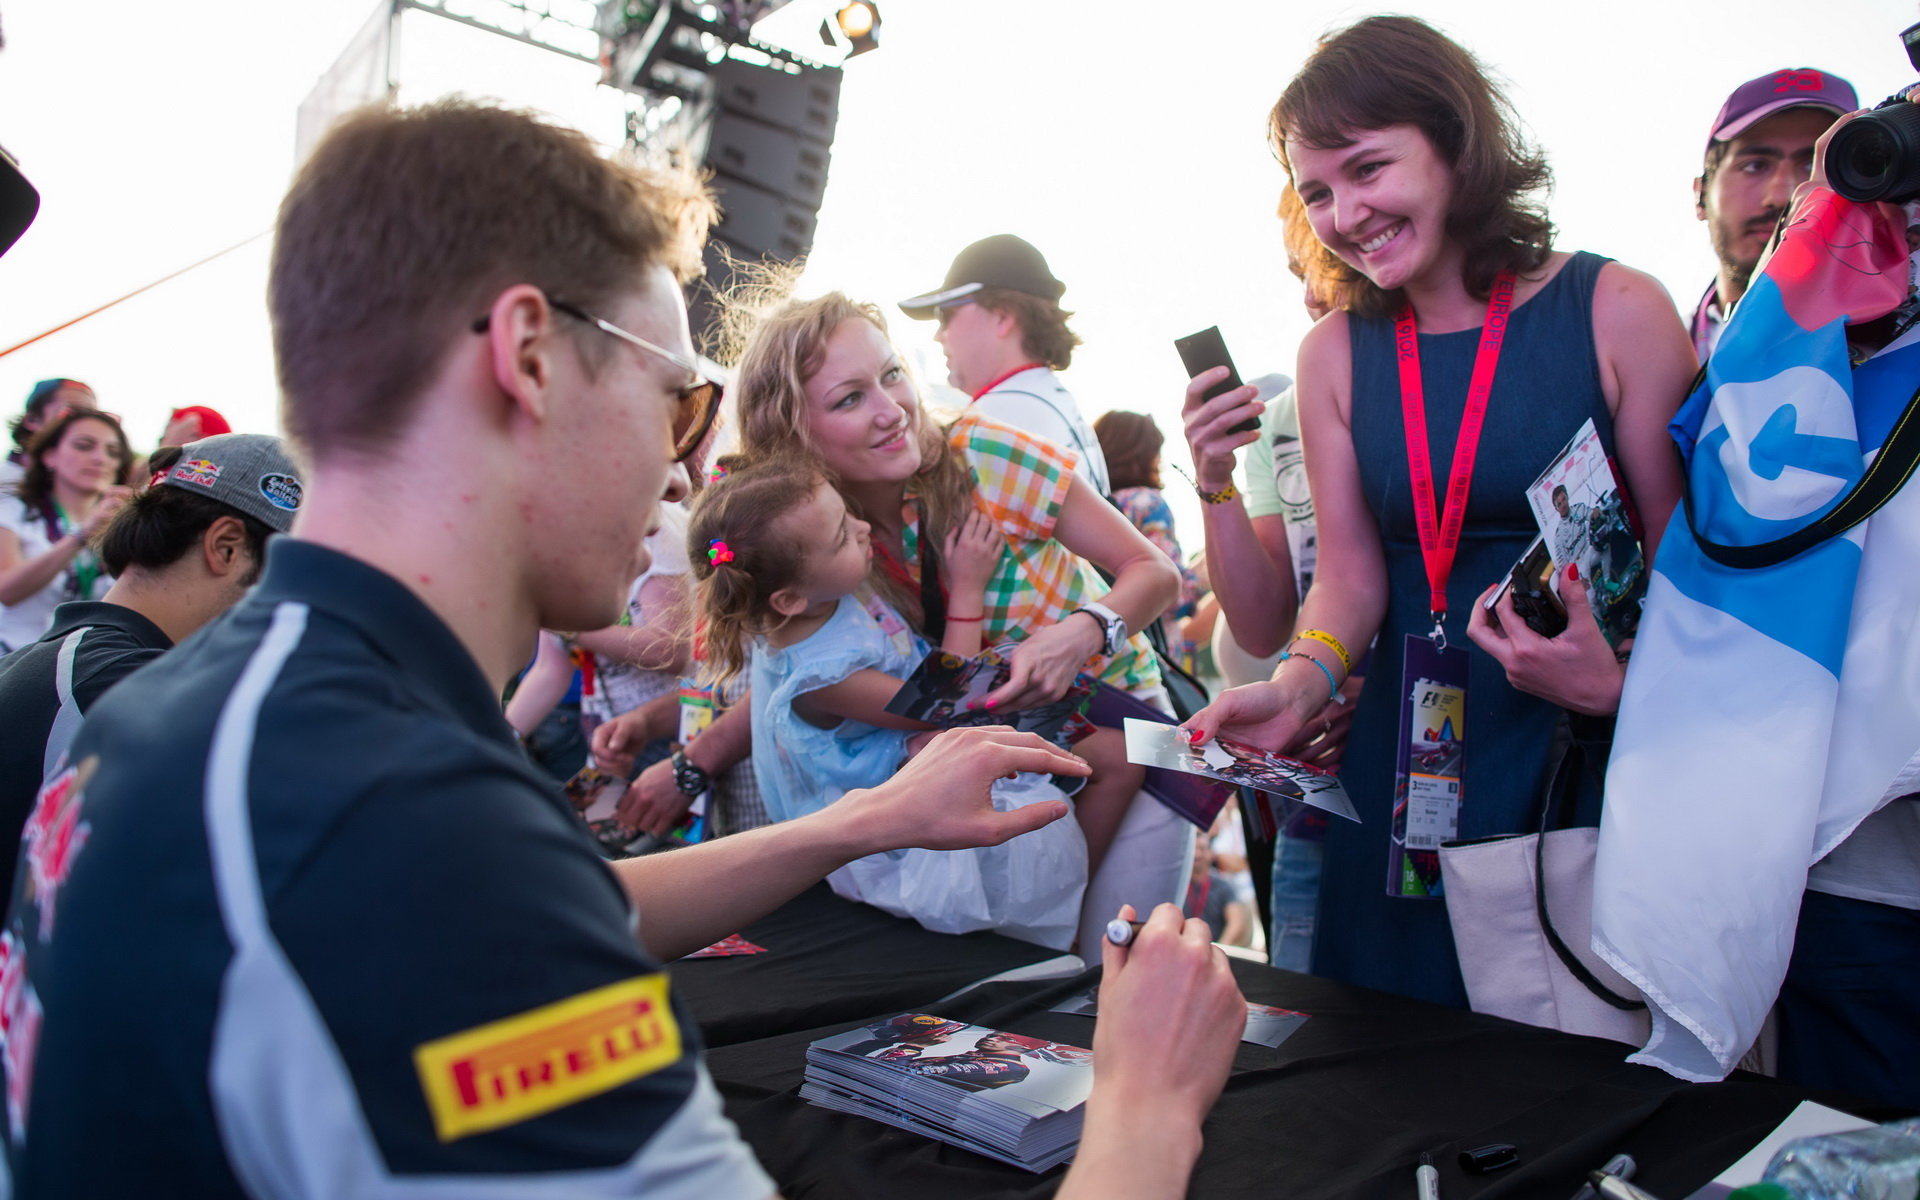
top-left (1707, 68), bottom-right (1858, 155)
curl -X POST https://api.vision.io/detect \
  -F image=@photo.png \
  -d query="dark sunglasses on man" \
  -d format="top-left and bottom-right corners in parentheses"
top-left (471, 295), bottom-right (724, 462)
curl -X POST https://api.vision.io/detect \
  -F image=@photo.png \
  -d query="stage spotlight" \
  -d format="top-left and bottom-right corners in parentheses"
top-left (834, 1), bottom-right (880, 57)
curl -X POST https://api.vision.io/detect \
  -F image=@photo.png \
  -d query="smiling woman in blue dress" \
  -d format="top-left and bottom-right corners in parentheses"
top-left (1183, 15), bottom-right (1696, 1007)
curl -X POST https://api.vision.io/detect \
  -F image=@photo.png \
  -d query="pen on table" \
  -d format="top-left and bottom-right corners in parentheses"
top-left (1587, 1169), bottom-right (1664, 1200)
top-left (1570, 1153), bottom-right (1637, 1200)
top-left (1416, 1152), bottom-right (1440, 1200)
top-left (1104, 919), bottom-right (1145, 946)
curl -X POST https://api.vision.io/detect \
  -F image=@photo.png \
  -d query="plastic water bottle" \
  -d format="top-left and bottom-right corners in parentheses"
top-left (1731, 1119), bottom-right (1920, 1199)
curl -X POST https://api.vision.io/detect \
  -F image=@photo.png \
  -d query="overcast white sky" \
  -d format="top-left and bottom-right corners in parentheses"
top-left (1, 0), bottom-right (1915, 544)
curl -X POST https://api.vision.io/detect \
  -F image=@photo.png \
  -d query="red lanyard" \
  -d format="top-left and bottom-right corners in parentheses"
top-left (1394, 272), bottom-right (1516, 644)
top-left (871, 534), bottom-right (917, 589)
top-left (968, 362), bottom-right (1047, 402)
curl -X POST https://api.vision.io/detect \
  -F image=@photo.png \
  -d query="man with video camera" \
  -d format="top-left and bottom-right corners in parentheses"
top-left (1597, 50), bottom-right (1920, 1108)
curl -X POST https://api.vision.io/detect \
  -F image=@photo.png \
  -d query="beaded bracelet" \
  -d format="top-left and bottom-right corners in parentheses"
top-left (1278, 651), bottom-right (1341, 705)
top-left (1291, 628), bottom-right (1353, 676)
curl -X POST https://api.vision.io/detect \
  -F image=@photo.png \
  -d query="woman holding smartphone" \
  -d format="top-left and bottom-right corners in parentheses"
top-left (1183, 15), bottom-right (1694, 1007)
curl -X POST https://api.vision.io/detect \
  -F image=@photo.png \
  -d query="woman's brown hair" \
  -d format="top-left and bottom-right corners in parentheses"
top-left (1093, 410), bottom-right (1164, 492)
top-left (16, 410), bottom-right (131, 509)
top-left (729, 290), bottom-right (974, 628)
top-left (1269, 15), bottom-right (1553, 320)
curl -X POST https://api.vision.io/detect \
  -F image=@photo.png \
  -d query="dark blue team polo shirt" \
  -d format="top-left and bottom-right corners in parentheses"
top-left (0, 539), bottom-right (767, 1198)
top-left (0, 601), bottom-right (173, 901)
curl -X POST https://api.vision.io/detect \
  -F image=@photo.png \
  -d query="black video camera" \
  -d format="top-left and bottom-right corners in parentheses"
top-left (1826, 21), bottom-right (1920, 203)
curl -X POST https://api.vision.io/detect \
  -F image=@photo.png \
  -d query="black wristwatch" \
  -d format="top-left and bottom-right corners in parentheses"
top-left (670, 747), bottom-right (711, 798)
top-left (1072, 602), bottom-right (1128, 657)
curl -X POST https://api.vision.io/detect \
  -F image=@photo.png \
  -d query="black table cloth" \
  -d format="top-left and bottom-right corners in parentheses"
top-left (684, 893), bottom-right (1900, 1199)
top-left (668, 882), bottom-right (1068, 1048)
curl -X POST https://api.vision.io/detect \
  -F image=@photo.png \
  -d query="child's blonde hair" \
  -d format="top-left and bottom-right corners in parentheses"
top-left (686, 456), bottom-right (828, 688)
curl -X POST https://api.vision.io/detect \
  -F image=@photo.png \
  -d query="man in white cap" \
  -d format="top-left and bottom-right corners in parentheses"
top-left (900, 234), bottom-right (1109, 494)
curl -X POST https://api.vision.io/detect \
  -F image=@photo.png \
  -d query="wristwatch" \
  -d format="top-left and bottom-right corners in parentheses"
top-left (670, 747), bottom-right (711, 798)
top-left (1072, 602), bottom-right (1129, 657)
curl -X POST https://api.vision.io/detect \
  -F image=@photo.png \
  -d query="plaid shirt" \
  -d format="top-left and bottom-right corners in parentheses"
top-left (905, 413), bottom-right (1159, 693)
top-left (707, 674), bottom-right (768, 836)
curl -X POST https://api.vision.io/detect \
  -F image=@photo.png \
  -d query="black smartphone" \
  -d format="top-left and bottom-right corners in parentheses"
top-left (1505, 539), bottom-right (1568, 638)
top-left (1174, 326), bottom-right (1257, 434)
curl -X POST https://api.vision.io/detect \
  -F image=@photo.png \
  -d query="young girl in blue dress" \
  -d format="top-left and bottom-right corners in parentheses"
top-left (687, 458), bottom-right (1090, 948)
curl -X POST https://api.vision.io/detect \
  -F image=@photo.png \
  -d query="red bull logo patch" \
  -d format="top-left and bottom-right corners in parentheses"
top-left (0, 930), bottom-right (43, 1141)
top-left (22, 761), bottom-right (92, 943)
top-left (168, 458), bottom-right (221, 489)
top-left (413, 974), bottom-right (680, 1141)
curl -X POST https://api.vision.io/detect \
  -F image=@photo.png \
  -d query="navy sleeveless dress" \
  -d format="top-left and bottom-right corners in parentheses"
top-left (1311, 251), bottom-right (1616, 1008)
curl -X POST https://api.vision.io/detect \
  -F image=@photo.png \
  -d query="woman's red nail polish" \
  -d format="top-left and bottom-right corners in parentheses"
top-left (1187, 728), bottom-right (1207, 744)
top-left (1566, 563), bottom-right (1580, 582)
top-left (984, 698), bottom-right (997, 709)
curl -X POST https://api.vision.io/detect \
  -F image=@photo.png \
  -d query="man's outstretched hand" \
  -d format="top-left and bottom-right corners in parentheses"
top-left (830, 725), bottom-right (1085, 855)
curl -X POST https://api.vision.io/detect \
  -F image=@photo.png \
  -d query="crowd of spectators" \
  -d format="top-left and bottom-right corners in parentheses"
top-left (0, 12), bottom-right (1912, 1197)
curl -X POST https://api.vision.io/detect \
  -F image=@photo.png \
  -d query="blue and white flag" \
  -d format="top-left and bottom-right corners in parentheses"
top-left (1595, 186), bottom-right (1920, 1080)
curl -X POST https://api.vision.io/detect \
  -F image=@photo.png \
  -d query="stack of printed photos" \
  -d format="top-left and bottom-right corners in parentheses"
top-left (800, 1014), bottom-right (1094, 1172)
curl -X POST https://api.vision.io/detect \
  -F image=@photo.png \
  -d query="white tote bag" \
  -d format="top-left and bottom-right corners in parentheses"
top-left (1439, 729), bottom-right (1650, 1045)
top-left (827, 773), bottom-right (1087, 951)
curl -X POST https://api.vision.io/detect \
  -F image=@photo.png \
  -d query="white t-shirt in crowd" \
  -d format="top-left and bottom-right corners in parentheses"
top-left (0, 493), bottom-right (107, 653)
top-left (1808, 795), bottom-right (1920, 911)
top-left (972, 366), bottom-right (1110, 496)
top-left (589, 501), bottom-right (692, 720)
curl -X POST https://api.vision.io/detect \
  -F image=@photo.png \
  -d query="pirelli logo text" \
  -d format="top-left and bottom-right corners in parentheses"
top-left (413, 974), bottom-right (681, 1142)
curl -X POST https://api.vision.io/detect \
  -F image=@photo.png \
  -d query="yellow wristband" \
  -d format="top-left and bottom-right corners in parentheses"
top-left (1291, 628), bottom-right (1352, 676)
top-left (1197, 482), bottom-right (1239, 505)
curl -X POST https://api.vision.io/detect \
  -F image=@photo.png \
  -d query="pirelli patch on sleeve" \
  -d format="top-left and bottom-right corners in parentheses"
top-left (413, 974), bottom-right (682, 1142)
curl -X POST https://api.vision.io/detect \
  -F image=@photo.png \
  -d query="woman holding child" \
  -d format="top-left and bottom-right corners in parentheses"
top-left (725, 293), bottom-right (1188, 949)
top-left (1184, 16), bottom-right (1696, 1006)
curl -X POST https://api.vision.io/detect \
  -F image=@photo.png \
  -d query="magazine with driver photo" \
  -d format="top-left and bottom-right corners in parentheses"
top-left (803, 1014), bottom-right (1094, 1172)
top-left (1510, 417), bottom-right (1647, 646)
